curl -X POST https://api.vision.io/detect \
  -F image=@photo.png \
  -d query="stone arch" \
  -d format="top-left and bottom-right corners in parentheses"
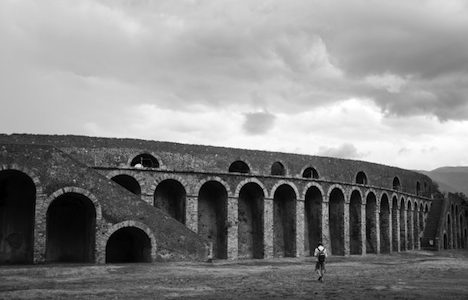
top-left (391, 195), bottom-right (399, 252)
top-left (234, 178), bottom-right (268, 199)
top-left (195, 177), bottom-right (231, 198)
top-left (228, 160), bottom-right (251, 174)
top-left (393, 177), bottom-right (401, 191)
top-left (154, 178), bottom-right (187, 224)
top-left (149, 174), bottom-right (189, 196)
top-left (111, 174), bottom-right (142, 195)
top-left (103, 221), bottom-right (156, 263)
top-left (197, 180), bottom-right (228, 259)
top-left (128, 152), bottom-right (162, 169)
top-left (45, 187), bottom-right (101, 263)
top-left (301, 166), bottom-right (319, 179)
top-left (447, 213), bottom-right (452, 249)
top-left (0, 164), bottom-right (43, 194)
top-left (416, 181), bottom-right (421, 196)
top-left (271, 161), bottom-right (287, 176)
top-left (304, 184), bottom-right (323, 256)
top-left (380, 194), bottom-right (391, 253)
top-left (0, 168), bottom-right (37, 264)
top-left (273, 183), bottom-right (297, 257)
top-left (356, 171), bottom-right (368, 185)
top-left (399, 197), bottom-right (406, 251)
top-left (366, 192), bottom-right (378, 254)
top-left (419, 202), bottom-right (425, 244)
top-left (270, 181), bottom-right (300, 200)
top-left (237, 181), bottom-right (265, 259)
top-left (328, 186), bottom-right (345, 255)
top-left (349, 189), bottom-right (363, 255)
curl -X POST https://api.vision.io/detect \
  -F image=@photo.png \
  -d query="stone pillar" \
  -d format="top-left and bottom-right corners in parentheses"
top-left (415, 209), bottom-right (420, 250)
top-left (185, 195), bottom-right (198, 232)
top-left (375, 206), bottom-right (381, 254)
top-left (344, 201), bottom-right (350, 256)
top-left (388, 209), bottom-right (393, 253)
top-left (394, 209), bottom-right (400, 252)
top-left (402, 209), bottom-right (407, 251)
top-left (408, 208), bottom-right (414, 250)
top-left (360, 204), bottom-right (366, 255)
top-left (264, 198), bottom-right (274, 258)
top-left (33, 193), bottom-right (47, 263)
top-left (227, 196), bottom-right (238, 260)
top-left (296, 199), bottom-right (305, 257)
top-left (321, 201), bottom-right (330, 253)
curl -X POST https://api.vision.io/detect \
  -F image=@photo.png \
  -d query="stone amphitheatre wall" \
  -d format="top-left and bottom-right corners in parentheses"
top-left (0, 134), bottom-right (447, 264)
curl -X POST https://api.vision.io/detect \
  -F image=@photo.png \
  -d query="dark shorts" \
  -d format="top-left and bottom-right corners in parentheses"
top-left (315, 261), bottom-right (325, 271)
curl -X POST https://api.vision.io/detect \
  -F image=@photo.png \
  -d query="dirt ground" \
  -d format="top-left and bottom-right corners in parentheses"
top-left (1, 250), bottom-right (468, 299)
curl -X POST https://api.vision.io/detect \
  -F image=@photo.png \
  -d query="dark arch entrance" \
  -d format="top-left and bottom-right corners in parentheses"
top-left (399, 198), bottom-right (406, 251)
top-left (349, 190), bottom-right (362, 255)
top-left (198, 181), bottom-right (227, 259)
top-left (392, 197), bottom-right (399, 252)
top-left (271, 162), bottom-right (286, 176)
top-left (130, 153), bottom-right (159, 168)
top-left (0, 170), bottom-right (36, 264)
top-left (356, 171), bottom-right (368, 185)
top-left (447, 215), bottom-right (452, 249)
top-left (305, 186), bottom-right (322, 256)
top-left (238, 183), bottom-right (264, 259)
top-left (105, 227), bottom-right (152, 263)
top-left (302, 167), bottom-right (319, 179)
top-left (380, 195), bottom-right (391, 253)
top-left (229, 161), bottom-right (250, 174)
top-left (154, 179), bottom-right (186, 224)
top-left (329, 188), bottom-right (345, 256)
top-left (443, 233), bottom-right (448, 249)
top-left (46, 193), bottom-right (96, 263)
top-left (273, 184), bottom-right (296, 257)
top-left (111, 175), bottom-right (141, 195)
top-left (366, 193), bottom-right (377, 254)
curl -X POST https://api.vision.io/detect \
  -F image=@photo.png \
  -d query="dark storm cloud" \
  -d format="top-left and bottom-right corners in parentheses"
top-left (242, 111), bottom-right (276, 135)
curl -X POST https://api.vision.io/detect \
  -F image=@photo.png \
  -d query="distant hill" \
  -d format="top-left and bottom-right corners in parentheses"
top-left (419, 166), bottom-right (468, 196)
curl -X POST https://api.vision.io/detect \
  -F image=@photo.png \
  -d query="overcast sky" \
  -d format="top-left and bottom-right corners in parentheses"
top-left (1, 0), bottom-right (467, 170)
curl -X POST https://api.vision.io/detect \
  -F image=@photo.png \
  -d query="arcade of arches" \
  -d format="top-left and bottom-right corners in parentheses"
top-left (1, 167), bottom-right (467, 265)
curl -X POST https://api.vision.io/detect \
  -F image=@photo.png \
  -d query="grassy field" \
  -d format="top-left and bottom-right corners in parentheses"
top-left (1, 250), bottom-right (467, 299)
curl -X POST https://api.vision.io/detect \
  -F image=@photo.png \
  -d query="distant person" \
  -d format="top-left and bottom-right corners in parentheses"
top-left (314, 242), bottom-right (327, 282)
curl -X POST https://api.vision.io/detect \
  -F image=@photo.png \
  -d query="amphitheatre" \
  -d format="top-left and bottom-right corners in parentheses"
top-left (0, 133), bottom-right (466, 265)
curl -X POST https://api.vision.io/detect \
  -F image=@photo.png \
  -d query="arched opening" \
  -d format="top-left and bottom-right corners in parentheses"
top-left (329, 188), bottom-right (345, 256)
top-left (456, 206), bottom-right (460, 248)
top-left (111, 175), bottom-right (141, 195)
top-left (154, 179), bottom-right (186, 224)
top-left (0, 170), bottom-right (36, 264)
top-left (380, 195), bottom-right (391, 253)
top-left (393, 177), bottom-right (401, 191)
top-left (407, 201), bottom-right (413, 250)
top-left (349, 190), bottom-right (362, 255)
top-left (392, 197), bottom-right (399, 252)
top-left (443, 233), bottom-right (448, 249)
top-left (46, 193), bottom-right (96, 263)
top-left (229, 161), bottom-right (250, 174)
top-left (198, 181), bottom-right (228, 259)
top-left (271, 162), bottom-right (286, 176)
top-left (273, 184), bottom-right (296, 257)
top-left (304, 186), bottom-right (322, 256)
top-left (416, 182), bottom-right (421, 196)
top-left (105, 227), bottom-right (152, 263)
top-left (302, 167), bottom-right (319, 179)
top-left (130, 153), bottom-right (159, 168)
top-left (356, 171), bottom-right (368, 185)
top-left (399, 198), bottom-right (406, 251)
top-left (238, 183), bottom-right (264, 259)
top-left (366, 193), bottom-right (377, 254)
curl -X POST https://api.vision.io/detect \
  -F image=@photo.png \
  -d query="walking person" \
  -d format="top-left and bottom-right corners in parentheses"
top-left (314, 242), bottom-right (327, 282)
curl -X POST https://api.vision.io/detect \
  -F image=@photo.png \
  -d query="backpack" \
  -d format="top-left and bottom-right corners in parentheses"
top-left (318, 249), bottom-right (326, 262)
